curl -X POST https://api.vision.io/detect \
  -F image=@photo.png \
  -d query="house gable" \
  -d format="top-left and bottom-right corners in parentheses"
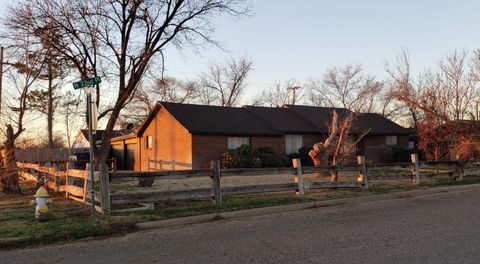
top-left (140, 105), bottom-right (193, 171)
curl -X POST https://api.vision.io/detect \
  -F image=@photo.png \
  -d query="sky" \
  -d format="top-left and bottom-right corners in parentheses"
top-left (1, 0), bottom-right (479, 100)
top-left (159, 0), bottom-right (480, 101)
top-left (1, 0), bottom-right (480, 140)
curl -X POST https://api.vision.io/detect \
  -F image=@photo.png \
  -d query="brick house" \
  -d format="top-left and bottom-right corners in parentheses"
top-left (110, 102), bottom-right (412, 171)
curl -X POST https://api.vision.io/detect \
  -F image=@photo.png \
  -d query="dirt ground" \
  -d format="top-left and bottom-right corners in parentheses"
top-left (111, 170), bottom-right (362, 193)
top-left (109, 164), bottom-right (480, 193)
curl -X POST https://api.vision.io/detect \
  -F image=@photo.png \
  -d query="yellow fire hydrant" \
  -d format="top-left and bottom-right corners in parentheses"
top-left (34, 186), bottom-right (49, 222)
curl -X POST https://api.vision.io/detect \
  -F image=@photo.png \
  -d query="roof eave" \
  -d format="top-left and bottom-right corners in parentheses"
top-left (111, 133), bottom-right (138, 142)
top-left (135, 103), bottom-right (162, 137)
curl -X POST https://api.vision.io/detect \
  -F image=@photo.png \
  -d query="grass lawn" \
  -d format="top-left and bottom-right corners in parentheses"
top-left (2, 176), bottom-right (480, 250)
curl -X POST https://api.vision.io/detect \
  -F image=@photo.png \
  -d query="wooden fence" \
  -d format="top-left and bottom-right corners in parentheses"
top-left (17, 162), bottom-right (110, 214)
top-left (107, 155), bottom-right (470, 211)
top-left (16, 148), bottom-right (89, 163)
top-left (111, 158), bottom-right (371, 207)
top-left (17, 154), bottom-right (472, 214)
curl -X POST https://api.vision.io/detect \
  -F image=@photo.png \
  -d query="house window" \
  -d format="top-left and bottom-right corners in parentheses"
top-left (228, 137), bottom-right (250, 150)
top-left (146, 135), bottom-right (153, 149)
top-left (385, 135), bottom-right (398, 146)
top-left (285, 134), bottom-right (303, 154)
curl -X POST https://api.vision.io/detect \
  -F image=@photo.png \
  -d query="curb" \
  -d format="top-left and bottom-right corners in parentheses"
top-left (135, 183), bottom-right (480, 230)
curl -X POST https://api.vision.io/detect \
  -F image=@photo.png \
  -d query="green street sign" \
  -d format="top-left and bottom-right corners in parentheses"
top-left (72, 76), bottom-right (102, 90)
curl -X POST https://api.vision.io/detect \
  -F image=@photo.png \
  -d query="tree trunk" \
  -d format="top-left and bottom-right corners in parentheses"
top-left (96, 105), bottom-right (123, 163)
top-left (47, 63), bottom-right (54, 148)
top-left (330, 157), bottom-right (338, 183)
top-left (1, 125), bottom-right (21, 194)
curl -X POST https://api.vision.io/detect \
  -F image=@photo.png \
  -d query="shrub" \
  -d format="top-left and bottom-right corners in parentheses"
top-left (255, 147), bottom-right (277, 167)
top-left (222, 145), bottom-right (290, 168)
top-left (391, 146), bottom-right (411, 163)
top-left (298, 146), bottom-right (314, 166)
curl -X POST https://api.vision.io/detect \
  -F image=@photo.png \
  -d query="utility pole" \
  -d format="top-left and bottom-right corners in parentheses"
top-left (287, 85), bottom-right (301, 105)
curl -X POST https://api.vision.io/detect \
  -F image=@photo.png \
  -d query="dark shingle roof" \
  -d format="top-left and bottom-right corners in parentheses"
top-left (354, 113), bottom-right (412, 135)
top-left (243, 106), bottom-right (317, 133)
top-left (160, 102), bottom-right (281, 136)
top-left (134, 102), bottom-right (411, 137)
top-left (285, 105), bottom-right (354, 133)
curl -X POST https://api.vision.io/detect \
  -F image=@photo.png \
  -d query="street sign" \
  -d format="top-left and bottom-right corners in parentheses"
top-left (72, 76), bottom-right (101, 90)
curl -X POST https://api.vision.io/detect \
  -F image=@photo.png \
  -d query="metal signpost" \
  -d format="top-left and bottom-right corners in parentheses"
top-left (72, 76), bottom-right (101, 216)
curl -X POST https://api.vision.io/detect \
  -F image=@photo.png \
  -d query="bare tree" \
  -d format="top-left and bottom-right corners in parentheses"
top-left (308, 111), bottom-right (369, 182)
top-left (0, 16), bottom-right (49, 192)
top-left (199, 57), bottom-right (253, 107)
top-left (254, 79), bottom-right (302, 107)
top-left (388, 49), bottom-right (480, 160)
top-left (308, 64), bottom-right (383, 113)
top-left (438, 49), bottom-right (477, 120)
top-left (33, 20), bottom-right (71, 148)
top-left (133, 77), bottom-right (199, 113)
top-left (57, 91), bottom-right (82, 150)
top-left (385, 48), bottom-right (421, 128)
top-left (13, 0), bottom-right (251, 163)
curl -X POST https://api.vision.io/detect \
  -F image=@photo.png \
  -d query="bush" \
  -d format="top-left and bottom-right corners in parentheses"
top-left (298, 146), bottom-right (314, 166)
top-left (255, 147), bottom-right (274, 167)
top-left (222, 145), bottom-right (260, 168)
top-left (222, 145), bottom-right (290, 168)
top-left (286, 146), bottom-right (313, 166)
top-left (391, 146), bottom-right (412, 163)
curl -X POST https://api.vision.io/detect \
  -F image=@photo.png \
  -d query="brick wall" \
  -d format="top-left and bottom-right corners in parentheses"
top-left (141, 108), bottom-right (192, 171)
top-left (192, 135), bottom-right (228, 169)
top-left (192, 135), bottom-right (287, 169)
top-left (191, 134), bottom-right (323, 169)
top-left (363, 135), bottom-right (410, 163)
top-left (251, 136), bottom-right (284, 154)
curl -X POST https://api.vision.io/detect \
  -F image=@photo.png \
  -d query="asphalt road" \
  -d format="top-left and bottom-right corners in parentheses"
top-left (3, 185), bottom-right (480, 264)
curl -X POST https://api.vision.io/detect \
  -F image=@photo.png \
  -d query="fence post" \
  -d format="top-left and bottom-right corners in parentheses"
top-left (45, 162), bottom-right (51, 183)
top-left (83, 163), bottom-right (90, 202)
top-left (411, 153), bottom-right (420, 185)
top-left (292, 158), bottom-right (304, 195)
top-left (357, 156), bottom-right (368, 189)
top-left (456, 161), bottom-right (464, 181)
top-left (99, 163), bottom-right (111, 214)
top-left (65, 162), bottom-right (70, 198)
top-left (211, 160), bottom-right (222, 203)
top-left (111, 157), bottom-right (116, 172)
top-left (55, 164), bottom-right (61, 193)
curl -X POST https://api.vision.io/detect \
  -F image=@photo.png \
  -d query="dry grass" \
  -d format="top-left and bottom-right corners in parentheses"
top-left (110, 171), bottom-right (361, 193)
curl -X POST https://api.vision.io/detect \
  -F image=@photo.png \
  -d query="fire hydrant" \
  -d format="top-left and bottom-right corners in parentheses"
top-left (34, 186), bottom-right (49, 222)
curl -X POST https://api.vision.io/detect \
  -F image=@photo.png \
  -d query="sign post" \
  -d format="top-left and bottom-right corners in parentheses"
top-left (72, 76), bottom-right (101, 216)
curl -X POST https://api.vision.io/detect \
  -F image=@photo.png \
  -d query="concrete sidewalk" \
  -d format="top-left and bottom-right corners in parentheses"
top-left (136, 183), bottom-right (480, 230)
